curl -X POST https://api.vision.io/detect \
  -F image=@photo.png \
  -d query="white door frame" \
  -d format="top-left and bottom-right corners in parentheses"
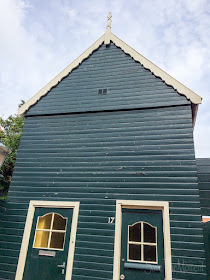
top-left (113, 200), bottom-right (172, 280)
top-left (15, 200), bottom-right (80, 280)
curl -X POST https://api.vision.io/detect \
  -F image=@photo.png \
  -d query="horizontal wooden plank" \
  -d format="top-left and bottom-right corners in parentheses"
top-left (74, 254), bottom-right (113, 265)
top-left (19, 132), bottom-right (194, 144)
top-left (196, 158), bottom-right (210, 166)
top-left (197, 182), bottom-right (210, 190)
top-left (16, 143), bottom-right (195, 153)
top-left (197, 165), bottom-right (210, 173)
top-left (172, 271), bottom-right (206, 280)
top-left (14, 165), bottom-right (197, 173)
top-left (11, 176), bottom-right (198, 184)
top-left (7, 192), bottom-right (200, 203)
top-left (73, 260), bottom-right (112, 272)
top-left (0, 256), bottom-right (18, 265)
top-left (0, 248), bottom-right (20, 257)
top-left (200, 207), bottom-right (210, 216)
top-left (0, 242), bottom-right (21, 250)
top-left (171, 248), bottom-right (206, 258)
top-left (0, 264), bottom-right (16, 273)
top-left (0, 270), bottom-right (15, 280)
top-left (199, 198), bottom-right (210, 207)
top-left (172, 256), bottom-right (206, 266)
top-left (9, 186), bottom-right (200, 195)
top-left (197, 174), bottom-right (210, 182)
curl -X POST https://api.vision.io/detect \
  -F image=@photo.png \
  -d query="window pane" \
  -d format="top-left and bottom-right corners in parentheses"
top-left (129, 223), bottom-right (141, 242)
top-left (34, 231), bottom-right (49, 248)
top-left (52, 214), bottom-right (67, 230)
top-left (37, 214), bottom-right (52, 230)
top-left (144, 245), bottom-right (156, 262)
top-left (143, 223), bottom-right (156, 243)
top-left (129, 244), bottom-right (141, 261)
top-left (50, 232), bottom-right (65, 249)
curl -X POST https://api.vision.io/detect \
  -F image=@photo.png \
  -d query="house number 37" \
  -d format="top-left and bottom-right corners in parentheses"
top-left (108, 217), bottom-right (115, 223)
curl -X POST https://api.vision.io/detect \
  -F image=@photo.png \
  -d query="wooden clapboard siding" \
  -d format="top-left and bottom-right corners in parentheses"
top-left (0, 106), bottom-right (207, 279)
top-left (0, 199), bottom-right (6, 222)
top-left (197, 158), bottom-right (210, 216)
top-left (197, 158), bottom-right (210, 278)
top-left (25, 43), bottom-right (190, 116)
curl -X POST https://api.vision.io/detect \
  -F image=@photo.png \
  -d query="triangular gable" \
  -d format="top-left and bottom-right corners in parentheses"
top-left (18, 30), bottom-right (202, 116)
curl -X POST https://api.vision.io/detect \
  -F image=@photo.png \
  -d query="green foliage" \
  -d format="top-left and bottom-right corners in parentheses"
top-left (0, 101), bottom-right (25, 198)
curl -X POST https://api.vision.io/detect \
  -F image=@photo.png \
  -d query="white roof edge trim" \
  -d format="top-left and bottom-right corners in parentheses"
top-left (18, 31), bottom-right (202, 115)
top-left (18, 34), bottom-right (105, 115)
top-left (110, 33), bottom-right (202, 105)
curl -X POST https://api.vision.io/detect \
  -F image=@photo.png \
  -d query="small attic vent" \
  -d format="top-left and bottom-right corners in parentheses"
top-left (98, 88), bottom-right (108, 95)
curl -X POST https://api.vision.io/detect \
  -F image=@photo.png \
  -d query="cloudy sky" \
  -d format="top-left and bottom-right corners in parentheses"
top-left (0, 0), bottom-right (209, 157)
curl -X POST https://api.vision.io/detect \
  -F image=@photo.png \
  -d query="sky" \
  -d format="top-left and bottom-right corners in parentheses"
top-left (0, 0), bottom-right (209, 157)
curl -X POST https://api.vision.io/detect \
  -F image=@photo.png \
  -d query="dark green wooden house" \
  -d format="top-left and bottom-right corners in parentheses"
top-left (0, 23), bottom-right (208, 280)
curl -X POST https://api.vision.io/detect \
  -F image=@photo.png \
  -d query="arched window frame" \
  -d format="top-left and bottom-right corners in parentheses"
top-left (127, 221), bottom-right (157, 264)
top-left (33, 212), bottom-right (68, 251)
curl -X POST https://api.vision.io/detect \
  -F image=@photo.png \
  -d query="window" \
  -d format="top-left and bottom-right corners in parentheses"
top-left (98, 88), bottom-right (108, 95)
top-left (33, 212), bottom-right (67, 250)
top-left (128, 221), bottom-right (157, 263)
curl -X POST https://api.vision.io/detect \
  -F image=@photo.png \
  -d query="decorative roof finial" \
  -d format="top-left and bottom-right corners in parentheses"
top-left (107, 12), bottom-right (112, 29)
top-left (105, 12), bottom-right (112, 45)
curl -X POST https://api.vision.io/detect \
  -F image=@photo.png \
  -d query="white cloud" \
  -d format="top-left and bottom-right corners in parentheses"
top-left (0, 0), bottom-right (209, 157)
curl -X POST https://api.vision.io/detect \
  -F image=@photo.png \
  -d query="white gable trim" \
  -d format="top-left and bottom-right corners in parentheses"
top-left (111, 33), bottom-right (202, 105)
top-left (18, 31), bottom-right (202, 115)
top-left (18, 34), bottom-right (105, 115)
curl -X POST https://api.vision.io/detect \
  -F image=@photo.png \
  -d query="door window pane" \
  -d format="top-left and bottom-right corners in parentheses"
top-left (144, 245), bottom-right (156, 262)
top-left (34, 231), bottom-right (50, 248)
top-left (33, 212), bottom-right (67, 251)
top-left (37, 213), bottom-right (52, 229)
top-left (129, 223), bottom-right (141, 242)
top-left (127, 221), bottom-right (157, 264)
top-left (53, 214), bottom-right (67, 230)
top-left (50, 232), bottom-right (65, 249)
top-left (143, 223), bottom-right (156, 243)
top-left (129, 244), bottom-right (141, 261)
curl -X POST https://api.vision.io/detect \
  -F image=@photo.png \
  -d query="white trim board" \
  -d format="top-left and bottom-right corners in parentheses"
top-left (15, 200), bottom-right (80, 280)
top-left (18, 30), bottom-right (202, 116)
top-left (113, 200), bottom-right (172, 280)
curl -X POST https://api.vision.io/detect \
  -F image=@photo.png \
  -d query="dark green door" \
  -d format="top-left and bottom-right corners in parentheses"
top-left (23, 207), bottom-right (73, 280)
top-left (120, 209), bottom-right (164, 280)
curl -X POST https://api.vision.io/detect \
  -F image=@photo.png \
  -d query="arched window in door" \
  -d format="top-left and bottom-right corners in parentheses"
top-left (33, 213), bottom-right (67, 250)
top-left (128, 221), bottom-right (157, 263)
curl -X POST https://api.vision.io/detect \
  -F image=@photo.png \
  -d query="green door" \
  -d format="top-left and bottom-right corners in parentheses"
top-left (120, 209), bottom-right (164, 280)
top-left (23, 207), bottom-right (73, 280)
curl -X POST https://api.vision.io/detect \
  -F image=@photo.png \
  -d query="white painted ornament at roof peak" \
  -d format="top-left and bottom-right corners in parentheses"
top-left (18, 13), bottom-right (202, 116)
top-left (105, 12), bottom-right (112, 45)
top-left (107, 12), bottom-right (112, 29)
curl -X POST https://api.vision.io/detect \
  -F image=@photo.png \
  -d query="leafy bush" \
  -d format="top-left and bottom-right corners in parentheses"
top-left (0, 102), bottom-right (25, 198)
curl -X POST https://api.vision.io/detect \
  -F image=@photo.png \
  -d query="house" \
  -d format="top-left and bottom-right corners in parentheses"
top-left (0, 15), bottom-right (208, 280)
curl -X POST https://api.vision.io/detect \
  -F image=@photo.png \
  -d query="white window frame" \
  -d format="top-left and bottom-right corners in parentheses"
top-left (15, 201), bottom-right (80, 280)
top-left (113, 200), bottom-right (172, 280)
top-left (33, 212), bottom-right (68, 251)
top-left (127, 221), bottom-right (158, 264)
